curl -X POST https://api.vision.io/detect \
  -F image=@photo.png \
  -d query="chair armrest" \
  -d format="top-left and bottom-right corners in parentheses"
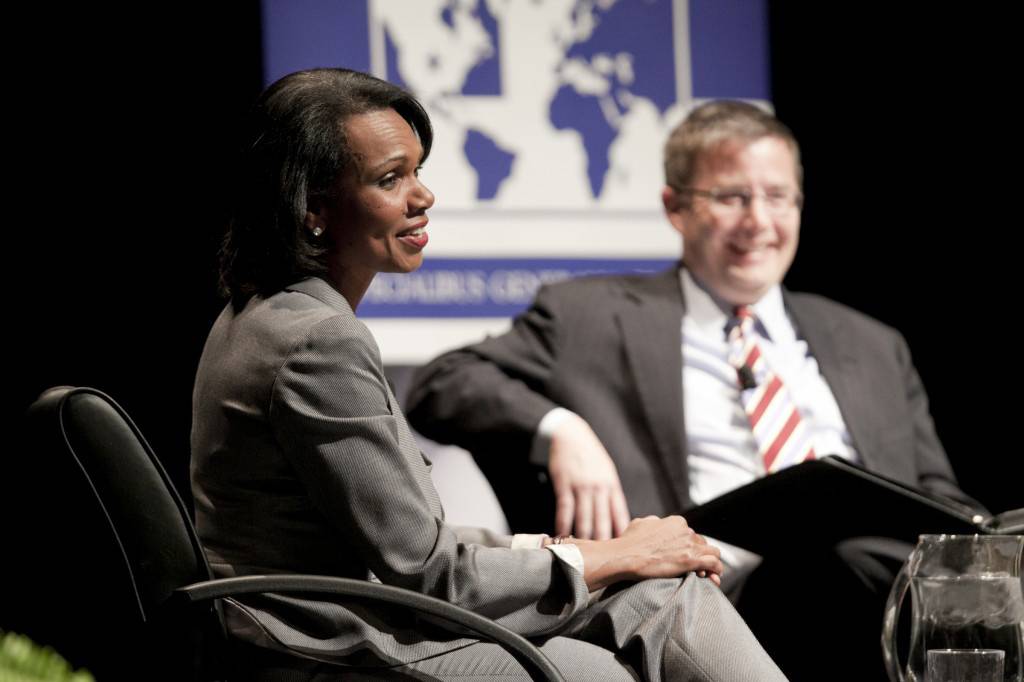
top-left (170, 574), bottom-right (565, 682)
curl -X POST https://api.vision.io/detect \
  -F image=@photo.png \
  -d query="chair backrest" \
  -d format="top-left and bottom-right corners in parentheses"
top-left (16, 385), bottom-right (230, 681)
top-left (26, 386), bottom-right (212, 622)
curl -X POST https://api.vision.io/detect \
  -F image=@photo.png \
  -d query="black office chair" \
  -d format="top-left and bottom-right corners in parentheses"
top-left (21, 386), bottom-right (564, 681)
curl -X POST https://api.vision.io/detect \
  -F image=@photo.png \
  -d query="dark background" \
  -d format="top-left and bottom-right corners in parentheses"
top-left (770, 5), bottom-right (1022, 514)
top-left (6, 2), bottom-right (1020, 542)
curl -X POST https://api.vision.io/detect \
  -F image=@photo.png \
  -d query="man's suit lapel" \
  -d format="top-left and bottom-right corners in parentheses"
top-left (617, 267), bottom-right (690, 511)
top-left (785, 292), bottom-right (878, 468)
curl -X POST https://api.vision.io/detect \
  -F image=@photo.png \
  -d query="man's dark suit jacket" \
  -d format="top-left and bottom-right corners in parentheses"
top-left (406, 266), bottom-right (973, 533)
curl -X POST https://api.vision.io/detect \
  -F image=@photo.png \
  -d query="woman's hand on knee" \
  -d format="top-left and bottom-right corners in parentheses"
top-left (575, 515), bottom-right (723, 591)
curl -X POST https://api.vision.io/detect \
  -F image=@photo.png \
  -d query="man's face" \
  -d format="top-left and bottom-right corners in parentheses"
top-left (663, 136), bottom-right (801, 306)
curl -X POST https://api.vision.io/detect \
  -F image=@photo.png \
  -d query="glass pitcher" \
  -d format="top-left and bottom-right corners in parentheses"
top-left (882, 534), bottom-right (1024, 682)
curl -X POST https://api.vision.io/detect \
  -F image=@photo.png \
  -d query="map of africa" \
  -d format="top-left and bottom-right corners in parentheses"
top-left (375, 0), bottom-right (682, 210)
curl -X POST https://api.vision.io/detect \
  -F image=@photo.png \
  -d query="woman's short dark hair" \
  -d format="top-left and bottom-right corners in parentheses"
top-left (219, 68), bottom-right (433, 303)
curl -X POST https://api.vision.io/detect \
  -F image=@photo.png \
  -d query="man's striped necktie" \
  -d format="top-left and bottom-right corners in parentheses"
top-left (727, 305), bottom-right (816, 473)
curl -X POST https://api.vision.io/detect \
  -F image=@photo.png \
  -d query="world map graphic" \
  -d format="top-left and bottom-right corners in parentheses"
top-left (377, 0), bottom-right (680, 210)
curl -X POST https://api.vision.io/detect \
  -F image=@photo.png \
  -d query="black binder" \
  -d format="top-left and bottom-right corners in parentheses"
top-left (682, 456), bottom-right (1024, 554)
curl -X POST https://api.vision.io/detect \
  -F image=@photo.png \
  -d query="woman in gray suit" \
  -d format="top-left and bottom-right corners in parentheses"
top-left (191, 68), bottom-right (784, 681)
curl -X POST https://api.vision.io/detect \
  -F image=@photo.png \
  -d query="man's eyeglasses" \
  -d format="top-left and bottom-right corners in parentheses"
top-left (677, 186), bottom-right (803, 216)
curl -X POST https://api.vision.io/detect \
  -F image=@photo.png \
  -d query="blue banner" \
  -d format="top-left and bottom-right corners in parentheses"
top-left (362, 258), bottom-right (675, 317)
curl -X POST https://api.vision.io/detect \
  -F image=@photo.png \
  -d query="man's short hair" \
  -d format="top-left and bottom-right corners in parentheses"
top-left (663, 100), bottom-right (802, 192)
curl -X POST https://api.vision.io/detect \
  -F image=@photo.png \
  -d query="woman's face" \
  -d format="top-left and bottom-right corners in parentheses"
top-left (312, 108), bottom-right (434, 287)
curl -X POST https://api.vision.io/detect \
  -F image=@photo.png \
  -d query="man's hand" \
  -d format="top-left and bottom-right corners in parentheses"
top-left (548, 413), bottom-right (631, 540)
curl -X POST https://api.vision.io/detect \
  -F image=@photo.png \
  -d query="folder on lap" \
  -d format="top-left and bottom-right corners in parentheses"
top-left (682, 456), bottom-right (1024, 553)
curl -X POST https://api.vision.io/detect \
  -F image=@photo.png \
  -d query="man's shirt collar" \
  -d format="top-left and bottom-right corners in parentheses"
top-left (679, 268), bottom-right (792, 343)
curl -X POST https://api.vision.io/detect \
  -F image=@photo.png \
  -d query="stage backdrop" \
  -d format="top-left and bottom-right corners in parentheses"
top-left (263, 0), bottom-right (770, 364)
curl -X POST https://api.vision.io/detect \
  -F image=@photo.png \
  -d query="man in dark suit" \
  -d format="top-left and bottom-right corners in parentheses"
top-left (406, 100), bottom-right (980, 679)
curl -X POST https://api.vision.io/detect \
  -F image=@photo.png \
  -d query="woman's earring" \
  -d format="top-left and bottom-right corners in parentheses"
top-left (311, 226), bottom-right (324, 237)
